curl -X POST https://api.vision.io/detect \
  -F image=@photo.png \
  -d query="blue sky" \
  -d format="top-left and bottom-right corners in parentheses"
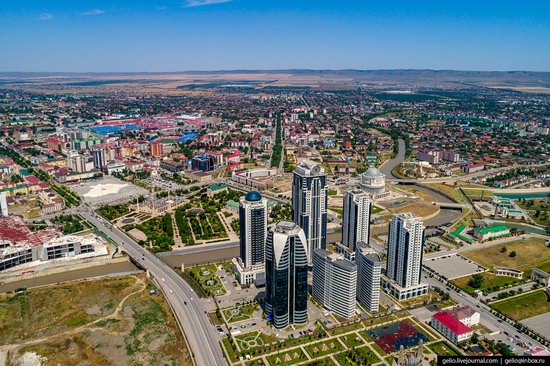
top-left (0, 0), bottom-right (549, 72)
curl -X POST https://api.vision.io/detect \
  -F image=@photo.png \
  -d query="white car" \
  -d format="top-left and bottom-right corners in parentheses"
top-left (169, 289), bottom-right (173, 294)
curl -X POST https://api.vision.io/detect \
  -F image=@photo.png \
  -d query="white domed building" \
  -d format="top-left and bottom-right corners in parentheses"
top-left (359, 167), bottom-right (389, 200)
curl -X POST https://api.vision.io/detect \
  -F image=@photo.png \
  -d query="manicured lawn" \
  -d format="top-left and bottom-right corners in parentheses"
top-left (363, 314), bottom-right (398, 328)
top-left (304, 339), bottom-right (344, 358)
top-left (234, 331), bottom-right (276, 351)
top-left (327, 321), bottom-right (365, 336)
top-left (186, 264), bottom-right (226, 296)
top-left (452, 272), bottom-right (522, 294)
top-left (222, 304), bottom-right (258, 324)
top-left (267, 347), bottom-right (307, 365)
top-left (339, 333), bottom-right (365, 348)
top-left (462, 237), bottom-right (550, 277)
top-left (428, 341), bottom-right (458, 356)
top-left (491, 290), bottom-right (550, 320)
top-left (372, 205), bottom-right (384, 214)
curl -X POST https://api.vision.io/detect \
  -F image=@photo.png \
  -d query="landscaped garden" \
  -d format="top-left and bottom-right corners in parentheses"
top-left (304, 339), bottom-right (344, 358)
top-left (186, 264), bottom-right (226, 296)
top-left (234, 331), bottom-right (278, 352)
top-left (135, 213), bottom-right (174, 252)
top-left (96, 203), bottom-right (130, 221)
top-left (222, 304), bottom-right (258, 324)
top-left (334, 346), bottom-right (380, 365)
top-left (267, 348), bottom-right (307, 365)
top-left (491, 290), bottom-right (550, 320)
top-left (364, 320), bottom-right (429, 354)
top-left (339, 333), bottom-right (365, 348)
top-left (178, 203), bottom-right (228, 242)
top-left (174, 207), bottom-right (194, 245)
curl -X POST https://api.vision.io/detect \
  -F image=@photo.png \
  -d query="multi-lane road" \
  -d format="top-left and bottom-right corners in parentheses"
top-left (76, 206), bottom-right (227, 366)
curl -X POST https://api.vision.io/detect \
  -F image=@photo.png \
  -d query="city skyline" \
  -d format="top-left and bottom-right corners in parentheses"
top-left (1, 0), bottom-right (549, 72)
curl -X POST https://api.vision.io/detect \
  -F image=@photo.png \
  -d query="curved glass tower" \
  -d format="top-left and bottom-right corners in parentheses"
top-left (292, 160), bottom-right (327, 265)
top-left (265, 221), bottom-right (309, 329)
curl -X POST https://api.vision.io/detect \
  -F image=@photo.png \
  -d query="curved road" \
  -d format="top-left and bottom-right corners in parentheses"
top-left (76, 206), bottom-right (227, 366)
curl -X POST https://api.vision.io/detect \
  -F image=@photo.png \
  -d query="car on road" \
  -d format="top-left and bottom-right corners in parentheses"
top-left (169, 289), bottom-right (173, 294)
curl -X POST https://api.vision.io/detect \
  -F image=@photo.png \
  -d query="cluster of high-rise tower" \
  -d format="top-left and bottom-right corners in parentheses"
top-left (234, 160), bottom-right (426, 329)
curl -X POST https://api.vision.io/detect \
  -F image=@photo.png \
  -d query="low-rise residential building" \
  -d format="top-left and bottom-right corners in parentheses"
top-left (462, 163), bottom-right (484, 174)
top-left (431, 311), bottom-right (473, 345)
top-left (448, 306), bottom-right (480, 327)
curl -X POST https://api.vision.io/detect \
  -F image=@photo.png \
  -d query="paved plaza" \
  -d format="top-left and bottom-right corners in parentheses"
top-left (424, 253), bottom-right (486, 280)
top-left (70, 176), bottom-right (148, 205)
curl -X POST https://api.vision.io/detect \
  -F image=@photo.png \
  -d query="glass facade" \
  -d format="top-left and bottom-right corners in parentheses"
top-left (265, 222), bottom-right (308, 329)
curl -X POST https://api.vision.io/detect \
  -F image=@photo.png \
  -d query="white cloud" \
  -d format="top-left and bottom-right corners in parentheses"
top-left (81, 9), bottom-right (105, 16)
top-left (38, 13), bottom-right (53, 21)
top-left (184, 0), bottom-right (232, 8)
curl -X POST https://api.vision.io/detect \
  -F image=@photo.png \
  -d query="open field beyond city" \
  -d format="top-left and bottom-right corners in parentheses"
top-left (0, 275), bottom-right (192, 366)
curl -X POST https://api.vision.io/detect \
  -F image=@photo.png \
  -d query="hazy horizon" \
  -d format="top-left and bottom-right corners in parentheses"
top-left (1, 68), bottom-right (550, 75)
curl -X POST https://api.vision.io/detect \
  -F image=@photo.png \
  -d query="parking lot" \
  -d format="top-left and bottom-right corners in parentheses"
top-left (424, 253), bottom-right (486, 280)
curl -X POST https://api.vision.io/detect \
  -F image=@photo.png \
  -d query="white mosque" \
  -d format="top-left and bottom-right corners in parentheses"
top-left (359, 167), bottom-right (390, 200)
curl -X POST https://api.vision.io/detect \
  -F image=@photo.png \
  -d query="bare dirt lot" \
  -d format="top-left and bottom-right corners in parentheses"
top-left (0, 275), bottom-right (192, 366)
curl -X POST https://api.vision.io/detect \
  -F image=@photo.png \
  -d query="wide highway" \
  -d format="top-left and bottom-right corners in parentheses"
top-left (76, 206), bottom-right (227, 366)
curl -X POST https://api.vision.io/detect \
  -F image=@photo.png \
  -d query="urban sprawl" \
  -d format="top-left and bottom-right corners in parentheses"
top-left (0, 83), bottom-right (549, 366)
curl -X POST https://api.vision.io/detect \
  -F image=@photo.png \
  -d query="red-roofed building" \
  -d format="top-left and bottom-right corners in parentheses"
top-left (431, 312), bottom-right (473, 345)
top-left (462, 163), bottom-right (485, 174)
top-left (47, 136), bottom-right (65, 152)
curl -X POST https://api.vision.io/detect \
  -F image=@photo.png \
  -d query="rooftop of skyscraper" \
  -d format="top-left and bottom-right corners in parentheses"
top-left (245, 191), bottom-right (262, 202)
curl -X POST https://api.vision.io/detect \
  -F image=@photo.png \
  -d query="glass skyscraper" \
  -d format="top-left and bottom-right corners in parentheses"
top-left (292, 160), bottom-right (327, 265)
top-left (265, 221), bottom-right (309, 329)
top-left (234, 191), bottom-right (268, 285)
